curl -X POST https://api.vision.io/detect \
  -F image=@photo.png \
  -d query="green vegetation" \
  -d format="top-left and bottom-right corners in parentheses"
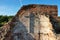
top-left (58, 17), bottom-right (60, 19)
top-left (0, 15), bottom-right (13, 27)
top-left (58, 16), bottom-right (60, 27)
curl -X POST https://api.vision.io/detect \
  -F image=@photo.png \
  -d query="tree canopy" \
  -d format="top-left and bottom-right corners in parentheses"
top-left (0, 15), bottom-right (14, 27)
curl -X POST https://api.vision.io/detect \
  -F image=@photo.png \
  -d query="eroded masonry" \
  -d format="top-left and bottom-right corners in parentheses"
top-left (0, 4), bottom-right (59, 40)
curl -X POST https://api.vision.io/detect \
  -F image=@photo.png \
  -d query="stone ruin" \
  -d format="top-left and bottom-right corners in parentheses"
top-left (0, 4), bottom-right (59, 40)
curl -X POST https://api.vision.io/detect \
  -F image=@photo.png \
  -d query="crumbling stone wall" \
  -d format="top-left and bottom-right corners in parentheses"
top-left (0, 4), bottom-right (58, 40)
top-left (16, 4), bottom-right (58, 33)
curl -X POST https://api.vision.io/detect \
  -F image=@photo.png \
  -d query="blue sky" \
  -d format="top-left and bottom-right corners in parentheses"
top-left (0, 0), bottom-right (60, 16)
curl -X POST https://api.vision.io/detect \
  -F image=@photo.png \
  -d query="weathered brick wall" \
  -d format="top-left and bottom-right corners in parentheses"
top-left (0, 4), bottom-right (58, 40)
top-left (16, 4), bottom-right (58, 17)
top-left (16, 4), bottom-right (59, 33)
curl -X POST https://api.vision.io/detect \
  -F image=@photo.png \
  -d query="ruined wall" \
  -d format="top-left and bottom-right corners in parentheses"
top-left (0, 4), bottom-right (58, 40)
top-left (16, 4), bottom-right (58, 18)
top-left (16, 4), bottom-right (58, 33)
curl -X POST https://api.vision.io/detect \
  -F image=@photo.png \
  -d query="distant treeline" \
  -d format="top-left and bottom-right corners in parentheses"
top-left (58, 17), bottom-right (60, 26)
top-left (58, 17), bottom-right (60, 19)
top-left (0, 15), bottom-right (14, 27)
top-left (58, 17), bottom-right (60, 22)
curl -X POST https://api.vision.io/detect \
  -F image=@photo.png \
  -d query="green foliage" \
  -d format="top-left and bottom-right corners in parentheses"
top-left (58, 16), bottom-right (60, 20)
top-left (58, 16), bottom-right (60, 19)
top-left (58, 16), bottom-right (60, 27)
top-left (0, 15), bottom-right (14, 27)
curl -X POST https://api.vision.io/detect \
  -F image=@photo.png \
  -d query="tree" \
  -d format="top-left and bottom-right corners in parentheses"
top-left (0, 15), bottom-right (13, 27)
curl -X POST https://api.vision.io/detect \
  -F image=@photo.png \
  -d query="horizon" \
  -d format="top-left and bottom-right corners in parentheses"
top-left (0, 0), bottom-right (60, 16)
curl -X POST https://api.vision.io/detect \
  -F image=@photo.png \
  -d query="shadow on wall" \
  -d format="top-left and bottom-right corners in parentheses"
top-left (12, 19), bottom-right (34, 40)
top-left (30, 13), bottom-right (35, 33)
top-left (25, 13), bottom-right (35, 33)
top-left (4, 17), bottom-right (35, 40)
top-left (49, 15), bottom-right (60, 34)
